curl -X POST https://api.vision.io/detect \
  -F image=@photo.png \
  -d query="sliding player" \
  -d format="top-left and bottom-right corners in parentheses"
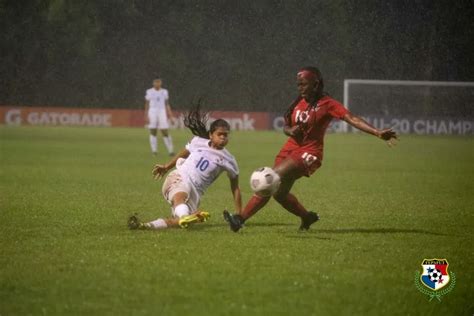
top-left (224, 66), bottom-right (398, 232)
top-left (129, 105), bottom-right (242, 230)
top-left (145, 78), bottom-right (175, 156)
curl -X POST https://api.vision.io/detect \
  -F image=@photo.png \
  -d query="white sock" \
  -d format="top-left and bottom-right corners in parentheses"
top-left (149, 135), bottom-right (157, 153)
top-left (149, 218), bottom-right (168, 229)
top-left (163, 136), bottom-right (174, 153)
top-left (173, 203), bottom-right (190, 218)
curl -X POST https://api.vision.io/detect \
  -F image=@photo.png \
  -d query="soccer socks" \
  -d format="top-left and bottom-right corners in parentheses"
top-left (142, 205), bottom-right (190, 230)
top-left (240, 194), bottom-right (271, 220)
top-left (149, 218), bottom-right (168, 229)
top-left (150, 135), bottom-right (173, 154)
top-left (274, 193), bottom-right (309, 218)
top-left (163, 136), bottom-right (174, 154)
top-left (173, 203), bottom-right (191, 218)
top-left (149, 135), bottom-right (158, 153)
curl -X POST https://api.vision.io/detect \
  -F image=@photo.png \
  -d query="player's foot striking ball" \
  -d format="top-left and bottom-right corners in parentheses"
top-left (225, 66), bottom-right (398, 232)
top-left (223, 210), bottom-right (244, 232)
top-left (131, 103), bottom-right (242, 231)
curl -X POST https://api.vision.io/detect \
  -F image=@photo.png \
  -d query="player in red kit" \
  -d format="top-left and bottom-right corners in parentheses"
top-left (224, 66), bottom-right (398, 232)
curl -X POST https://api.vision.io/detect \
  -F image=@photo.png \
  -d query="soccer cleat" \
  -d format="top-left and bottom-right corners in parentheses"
top-left (223, 210), bottom-right (244, 232)
top-left (196, 211), bottom-right (210, 222)
top-left (178, 211), bottom-right (210, 228)
top-left (128, 214), bottom-right (148, 230)
top-left (299, 211), bottom-right (320, 231)
top-left (169, 152), bottom-right (175, 157)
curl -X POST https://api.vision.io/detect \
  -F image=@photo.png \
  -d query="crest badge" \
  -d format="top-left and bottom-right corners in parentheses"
top-left (415, 258), bottom-right (456, 301)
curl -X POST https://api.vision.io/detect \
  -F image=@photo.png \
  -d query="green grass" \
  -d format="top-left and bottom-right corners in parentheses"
top-left (0, 126), bottom-right (473, 316)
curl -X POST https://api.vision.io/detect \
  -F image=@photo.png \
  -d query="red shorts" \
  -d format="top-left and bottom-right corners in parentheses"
top-left (274, 148), bottom-right (322, 178)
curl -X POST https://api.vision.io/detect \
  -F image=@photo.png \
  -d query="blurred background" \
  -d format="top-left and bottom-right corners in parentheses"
top-left (1, 0), bottom-right (473, 112)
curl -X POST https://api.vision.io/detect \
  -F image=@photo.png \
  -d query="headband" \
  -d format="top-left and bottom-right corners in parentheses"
top-left (297, 70), bottom-right (317, 80)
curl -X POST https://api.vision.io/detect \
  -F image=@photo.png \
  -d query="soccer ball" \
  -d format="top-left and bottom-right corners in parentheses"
top-left (429, 269), bottom-right (443, 283)
top-left (250, 167), bottom-right (281, 197)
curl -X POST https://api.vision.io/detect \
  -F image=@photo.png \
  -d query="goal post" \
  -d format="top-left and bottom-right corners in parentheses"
top-left (339, 79), bottom-right (474, 135)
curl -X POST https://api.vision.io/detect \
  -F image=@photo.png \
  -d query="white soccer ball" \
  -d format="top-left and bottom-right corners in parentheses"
top-left (250, 167), bottom-right (281, 197)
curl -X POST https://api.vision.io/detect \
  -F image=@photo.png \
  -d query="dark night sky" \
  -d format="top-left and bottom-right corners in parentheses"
top-left (1, 0), bottom-right (473, 111)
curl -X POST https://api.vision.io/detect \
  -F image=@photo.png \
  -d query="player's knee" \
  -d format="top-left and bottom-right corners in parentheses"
top-left (150, 129), bottom-right (157, 136)
top-left (171, 191), bottom-right (189, 206)
top-left (273, 192), bottom-right (287, 204)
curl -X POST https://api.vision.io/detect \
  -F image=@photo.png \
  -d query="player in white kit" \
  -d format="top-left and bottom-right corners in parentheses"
top-left (145, 78), bottom-right (175, 156)
top-left (128, 105), bottom-right (242, 230)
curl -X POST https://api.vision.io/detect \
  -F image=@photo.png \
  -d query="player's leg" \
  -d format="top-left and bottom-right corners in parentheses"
top-left (239, 195), bottom-right (271, 221)
top-left (127, 191), bottom-right (188, 230)
top-left (157, 170), bottom-right (207, 228)
top-left (170, 192), bottom-right (209, 228)
top-left (157, 115), bottom-right (174, 156)
top-left (129, 191), bottom-right (208, 230)
top-left (272, 157), bottom-right (320, 230)
top-left (148, 110), bottom-right (159, 155)
top-left (149, 128), bottom-right (158, 155)
top-left (224, 194), bottom-right (271, 232)
top-left (129, 171), bottom-right (186, 230)
top-left (224, 154), bottom-right (288, 232)
top-left (160, 129), bottom-right (175, 156)
top-left (272, 158), bottom-right (308, 217)
top-left (231, 156), bottom-right (300, 222)
top-left (148, 111), bottom-right (159, 155)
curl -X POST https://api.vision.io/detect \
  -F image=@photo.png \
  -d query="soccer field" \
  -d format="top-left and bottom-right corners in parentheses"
top-left (0, 126), bottom-right (472, 315)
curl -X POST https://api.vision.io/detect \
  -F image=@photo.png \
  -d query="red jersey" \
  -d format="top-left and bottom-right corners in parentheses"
top-left (280, 96), bottom-right (349, 161)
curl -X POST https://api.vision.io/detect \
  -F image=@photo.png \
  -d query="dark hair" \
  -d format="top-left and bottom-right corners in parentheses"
top-left (183, 100), bottom-right (230, 139)
top-left (284, 66), bottom-right (326, 125)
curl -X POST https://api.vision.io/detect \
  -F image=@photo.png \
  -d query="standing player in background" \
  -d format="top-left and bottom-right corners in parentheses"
top-left (145, 78), bottom-right (175, 156)
top-left (128, 104), bottom-right (242, 230)
top-left (224, 66), bottom-right (398, 232)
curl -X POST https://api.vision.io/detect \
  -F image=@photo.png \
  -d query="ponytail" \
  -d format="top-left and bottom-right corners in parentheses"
top-left (183, 99), bottom-right (230, 139)
top-left (284, 96), bottom-right (302, 126)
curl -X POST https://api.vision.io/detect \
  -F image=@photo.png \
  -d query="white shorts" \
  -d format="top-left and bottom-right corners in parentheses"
top-left (148, 110), bottom-right (169, 129)
top-left (162, 170), bottom-right (201, 217)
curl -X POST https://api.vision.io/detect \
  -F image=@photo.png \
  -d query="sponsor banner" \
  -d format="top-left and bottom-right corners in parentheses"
top-left (346, 116), bottom-right (474, 135)
top-left (255, 114), bottom-right (474, 135)
top-left (0, 106), bottom-right (126, 127)
top-left (170, 111), bottom-right (271, 131)
top-left (1, 106), bottom-right (472, 135)
top-left (0, 106), bottom-right (272, 130)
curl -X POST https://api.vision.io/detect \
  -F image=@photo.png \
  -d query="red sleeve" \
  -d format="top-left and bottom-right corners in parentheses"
top-left (328, 100), bottom-right (349, 119)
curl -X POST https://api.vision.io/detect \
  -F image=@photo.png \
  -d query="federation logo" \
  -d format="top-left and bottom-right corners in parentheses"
top-left (415, 258), bottom-right (456, 301)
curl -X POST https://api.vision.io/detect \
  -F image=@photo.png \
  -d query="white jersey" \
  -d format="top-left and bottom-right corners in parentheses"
top-left (145, 88), bottom-right (169, 112)
top-left (176, 136), bottom-right (239, 195)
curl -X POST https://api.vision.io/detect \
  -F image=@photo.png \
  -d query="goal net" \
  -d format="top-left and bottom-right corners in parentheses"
top-left (339, 79), bottom-right (474, 135)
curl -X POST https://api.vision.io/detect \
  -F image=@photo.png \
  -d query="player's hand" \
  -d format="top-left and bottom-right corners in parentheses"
top-left (152, 164), bottom-right (168, 179)
top-left (286, 125), bottom-right (303, 137)
top-left (377, 128), bottom-right (398, 147)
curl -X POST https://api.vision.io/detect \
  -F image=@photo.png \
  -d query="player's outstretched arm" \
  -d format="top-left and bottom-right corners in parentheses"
top-left (343, 112), bottom-right (398, 147)
top-left (229, 176), bottom-right (242, 214)
top-left (152, 148), bottom-right (190, 179)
